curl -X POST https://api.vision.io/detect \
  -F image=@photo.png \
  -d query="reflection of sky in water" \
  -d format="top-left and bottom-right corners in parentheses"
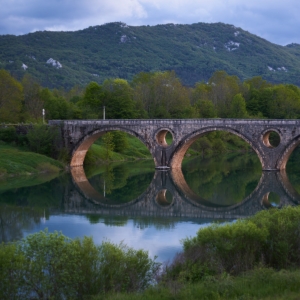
top-left (23, 215), bottom-right (211, 262)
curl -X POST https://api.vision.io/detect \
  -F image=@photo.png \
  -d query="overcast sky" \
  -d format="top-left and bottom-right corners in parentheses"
top-left (0, 0), bottom-right (299, 45)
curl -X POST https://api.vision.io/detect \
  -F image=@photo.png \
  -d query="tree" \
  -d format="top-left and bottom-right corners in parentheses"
top-left (208, 71), bottom-right (241, 117)
top-left (102, 132), bottom-right (114, 159)
top-left (194, 99), bottom-right (216, 118)
top-left (0, 69), bottom-right (23, 123)
top-left (78, 82), bottom-right (105, 119)
top-left (230, 94), bottom-right (248, 118)
top-left (111, 131), bottom-right (129, 153)
top-left (21, 74), bottom-right (44, 122)
top-left (103, 78), bottom-right (136, 119)
top-left (27, 124), bottom-right (58, 157)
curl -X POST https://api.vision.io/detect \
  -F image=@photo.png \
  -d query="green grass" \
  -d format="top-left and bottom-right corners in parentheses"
top-left (85, 134), bottom-right (151, 165)
top-left (92, 268), bottom-right (300, 300)
top-left (0, 143), bottom-right (64, 178)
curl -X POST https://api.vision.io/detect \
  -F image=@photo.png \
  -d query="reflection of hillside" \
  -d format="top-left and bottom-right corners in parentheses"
top-left (182, 154), bottom-right (262, 206)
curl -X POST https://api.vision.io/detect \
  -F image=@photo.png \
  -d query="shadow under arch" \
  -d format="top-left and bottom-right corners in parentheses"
top-left (276, 134), bottom-right (300, 170)
top-left (169, 127), bottom-right (264, 170)
top-left (70, 126), bottom-right (151, 167)
top-left (170, 168), bottom-right (300, 212)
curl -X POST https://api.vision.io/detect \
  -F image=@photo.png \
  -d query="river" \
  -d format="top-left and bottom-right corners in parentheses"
top-left (1, 151), bottom-right (299, 263)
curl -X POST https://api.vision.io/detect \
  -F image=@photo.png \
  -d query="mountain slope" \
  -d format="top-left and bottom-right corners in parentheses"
top-left (1, 22), bottom-right (300, 88)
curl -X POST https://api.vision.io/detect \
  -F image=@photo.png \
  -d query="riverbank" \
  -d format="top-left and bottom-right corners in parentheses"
top-left (1, 206), bottom-right (300, 299)
top-left (0, 143), bottom-right (64, 178)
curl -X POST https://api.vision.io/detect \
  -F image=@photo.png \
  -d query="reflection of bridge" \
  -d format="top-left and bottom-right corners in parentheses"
top-left (64, 167), bottom-right (300, 219)
top-left (50, 119), bottom-right (300, 170)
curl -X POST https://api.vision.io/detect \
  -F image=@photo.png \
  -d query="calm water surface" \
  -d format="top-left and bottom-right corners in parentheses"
top-left (1, 151), bottom-right (299, 263)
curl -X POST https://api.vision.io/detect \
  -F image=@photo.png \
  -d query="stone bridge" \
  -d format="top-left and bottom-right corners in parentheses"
top-left (49, 119), bottom-right (300, 170)
top-left (64, 167), bottom-right (299, 219)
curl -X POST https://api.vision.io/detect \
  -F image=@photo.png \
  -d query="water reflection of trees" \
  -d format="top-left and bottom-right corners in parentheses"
top-left (182, 153), bottom-right (262, 206)
top-left (287, 147), bottom-right (300, 194)
top-left (0, 205), bottom-right (42, 243)
top-left (0, 176), bottom-right (66, 242)
top-left (86, 160), bottom-right (155, 204)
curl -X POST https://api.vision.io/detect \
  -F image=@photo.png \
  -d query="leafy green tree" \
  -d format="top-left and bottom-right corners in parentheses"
top-left (208, 71), bottom-right (241, 117)
top-left (111, 131), bottom-right (129, 153)
top-left (102, 132), bottom-right (114, 159)
top-left (78, 81), bottom-right (105, 118)
top-left (268, 84), bottom-right (300, 119)
top-left (0, 69), bottom-right (23, 123)
top-left (27, 124), bottom-right (58, 157)
top-left (194, 99), bottom-right (216, 118)
top-left (230, 93), bottom-right (248, 118)
top-left (21, 74), bottom-right (44, 122)
top-left (103, 78), bottom-right (137, 119)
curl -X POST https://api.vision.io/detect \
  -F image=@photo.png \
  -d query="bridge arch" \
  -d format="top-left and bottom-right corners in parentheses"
top-left (169, 127), bottom-right (264, 169)
top-left (276, 134), bottom-right (300, 170)
top-left (70, 126), bottom-right (151, 167)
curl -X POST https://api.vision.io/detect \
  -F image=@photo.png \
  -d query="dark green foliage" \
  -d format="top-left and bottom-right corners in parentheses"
top-left (0, 126), bottom-right (17, 143)
top-left (0, 230), bottom-right (160, 299)
top-left (27, 124), bottom-right (59, 157)
top-left (161, 206), bottom-right (300, 283)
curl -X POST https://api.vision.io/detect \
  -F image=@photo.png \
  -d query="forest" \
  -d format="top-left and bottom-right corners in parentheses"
top-left (1, 68), bottom-right (300, 124)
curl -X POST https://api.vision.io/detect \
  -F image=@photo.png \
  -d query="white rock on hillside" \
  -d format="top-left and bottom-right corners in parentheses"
top-left (46, 58), bottom-right (62, 69)
top-left (21, 63), bottom-right (28, 70)
top-left (225, 41), bottom-right (240, 51)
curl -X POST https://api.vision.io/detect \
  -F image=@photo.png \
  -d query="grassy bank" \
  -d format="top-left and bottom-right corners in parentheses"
top-left (0, 143), bottom-right (63, 178)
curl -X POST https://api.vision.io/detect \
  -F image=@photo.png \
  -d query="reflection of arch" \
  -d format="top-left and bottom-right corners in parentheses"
top-left (70, 127), bottom-right (150, 167)
top-left (155, 189), bottom-right (174, 208)
top-left (70, 165), bottom-right (299, 215)
top-left (169, 127), bottom-right (263, 169)
top-left (170, 168), bottom-right (264, 211)
top-left (70, 166), bottom-right (152, 207)
top-left (170, 168), bottom-right (300, 212)
top-left (276, 135), bottom-right (300, 170)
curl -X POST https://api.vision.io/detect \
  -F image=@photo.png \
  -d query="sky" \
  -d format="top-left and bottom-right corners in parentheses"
top-left (0, 0), bottom-right (299, 46)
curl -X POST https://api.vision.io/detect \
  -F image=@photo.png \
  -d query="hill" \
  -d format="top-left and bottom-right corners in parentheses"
top-left (1, 22), bottom-right (300, 88)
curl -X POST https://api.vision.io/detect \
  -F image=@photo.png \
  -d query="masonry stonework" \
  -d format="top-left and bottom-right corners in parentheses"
top-left (49, 119), bottom-right (300, 171)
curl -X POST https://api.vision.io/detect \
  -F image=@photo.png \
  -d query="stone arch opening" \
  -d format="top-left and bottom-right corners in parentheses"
top-left (70, 127), bottom-right (152, 167)
top-left (277, 135), bottom-right (300, 170)
top-left (155, 189), bottom-right (173, 207)
top-left (262, 192), bottom-right (281, 208)
top-left (170, 127), bottom-right (263, 169)
top-left (155, 128), bottom-right (173, 148)
top-left (262, 130), bottom-right (281, 148)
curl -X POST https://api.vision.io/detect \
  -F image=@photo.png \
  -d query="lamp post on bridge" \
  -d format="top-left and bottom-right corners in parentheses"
top-left (42, 109), bottom-right (45, 124)
top-left (103, 106), bottom-right (105, 120)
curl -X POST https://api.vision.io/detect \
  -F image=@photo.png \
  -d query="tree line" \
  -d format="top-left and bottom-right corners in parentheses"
top-left (1, 68), bottom-right (300, 123)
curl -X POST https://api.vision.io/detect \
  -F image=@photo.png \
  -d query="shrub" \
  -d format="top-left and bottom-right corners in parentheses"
top-left (0, 126), bottom-right (17, 143)
top-left (161, 206), bottom-right (300, 283)
top-left (0, 230), bottom-right (160, 299)
top-left (27, 124), bottom-right (58, 157)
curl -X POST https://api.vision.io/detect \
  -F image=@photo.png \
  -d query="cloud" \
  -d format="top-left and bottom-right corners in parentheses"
top-left (0, 0), bottom-right (299, 44)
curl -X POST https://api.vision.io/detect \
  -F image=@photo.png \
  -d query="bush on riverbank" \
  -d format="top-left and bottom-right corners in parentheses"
top-left (1, 207), bottom-right (300, 299)
top-left (161, 206), bottom-right (300, 283)
top-left (0, 230), bottom-right (160, 299)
